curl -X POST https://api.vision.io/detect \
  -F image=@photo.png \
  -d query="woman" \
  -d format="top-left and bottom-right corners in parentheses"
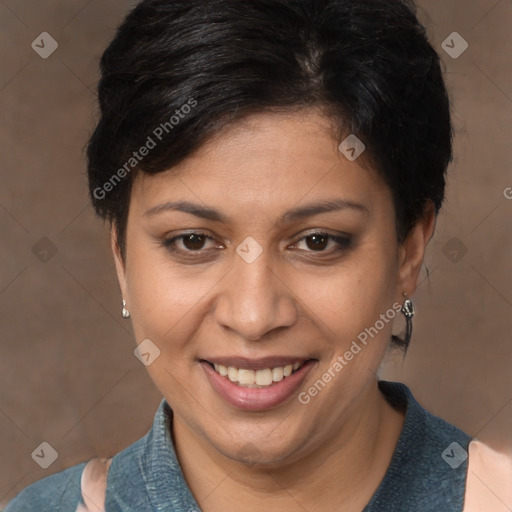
top-left (5, 0), bottom-right (510, 511)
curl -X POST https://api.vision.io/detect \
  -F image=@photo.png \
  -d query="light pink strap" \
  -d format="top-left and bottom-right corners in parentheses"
top-left (75, 457), bottom-right (112, 512)
top-left (463, 439), bottom-right (512, 511)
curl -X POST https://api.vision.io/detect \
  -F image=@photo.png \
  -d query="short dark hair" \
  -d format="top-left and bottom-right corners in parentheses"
top-left (87, 0), bottom-right (452, 351)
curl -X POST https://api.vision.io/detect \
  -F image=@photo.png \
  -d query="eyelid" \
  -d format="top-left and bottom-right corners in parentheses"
top-left (293, 228), bottom-right (351, 239)
top-left (162, 230), bottom-right (220, 247)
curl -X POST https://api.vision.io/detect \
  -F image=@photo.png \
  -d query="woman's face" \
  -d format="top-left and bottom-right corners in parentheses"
top-left (114, 110), bottom-right (431, 465)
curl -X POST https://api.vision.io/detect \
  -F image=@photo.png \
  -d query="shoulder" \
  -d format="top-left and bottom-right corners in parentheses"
top-left (4, 436), bottom-right (149, 512)
top-left (390, 381), bottom-right (472, 480)
top-left (4, 462), bottom-right (86, 512)
top-left (366, 381), bottom-right (472, 510)
top-left (4, 400), bottom-right (170, 512)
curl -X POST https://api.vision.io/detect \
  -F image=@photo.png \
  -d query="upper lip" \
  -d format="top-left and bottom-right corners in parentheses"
top-left (201, 356), bottom-right (316, 370)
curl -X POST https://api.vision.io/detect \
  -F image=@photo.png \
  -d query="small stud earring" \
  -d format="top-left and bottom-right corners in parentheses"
top-left (122, 300), bottom-right (130, 319)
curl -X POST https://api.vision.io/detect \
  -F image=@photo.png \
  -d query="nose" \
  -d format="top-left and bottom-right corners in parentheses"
top-left (213, 248), bottom-right (297, 341)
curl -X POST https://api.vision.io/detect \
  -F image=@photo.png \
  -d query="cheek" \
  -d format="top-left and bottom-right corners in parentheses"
top-left (127, 239), bottom-right (234, 360)
top-left (294, 247), bottom-right (399, 346)
top-left (124, 244), bottom-right (216, 345)
top-left (124, 254), bottom-right (217, 397)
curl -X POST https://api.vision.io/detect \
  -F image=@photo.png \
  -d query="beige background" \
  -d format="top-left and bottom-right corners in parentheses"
top-left (0, 0), bottom-right (511, 507)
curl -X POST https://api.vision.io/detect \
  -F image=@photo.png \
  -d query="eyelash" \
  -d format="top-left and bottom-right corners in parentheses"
top-left (160, 231), bottom-right (353, 259)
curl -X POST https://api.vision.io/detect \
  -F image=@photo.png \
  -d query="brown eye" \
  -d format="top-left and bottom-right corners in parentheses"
top-left (305, 234), bottom-right (329, 251)
top-left (182, 234), bottom-right (207, 250)
top-left (161, 232), bottom-right (222, 257)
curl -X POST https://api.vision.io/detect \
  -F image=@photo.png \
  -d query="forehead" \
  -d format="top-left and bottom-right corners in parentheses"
top-left (130, 110), bottom-right (388, 217)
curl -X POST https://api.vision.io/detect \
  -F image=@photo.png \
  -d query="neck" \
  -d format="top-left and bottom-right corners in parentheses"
top-left (172, 380), bottom-right (405, 512)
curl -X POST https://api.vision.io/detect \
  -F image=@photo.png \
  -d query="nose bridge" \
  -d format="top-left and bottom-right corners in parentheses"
top-left (214, 247), bottom-right (296, 340)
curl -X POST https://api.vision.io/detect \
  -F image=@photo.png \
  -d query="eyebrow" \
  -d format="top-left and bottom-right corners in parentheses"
top-left (143, 198), bottom-right (369, 223)
top-left (279, 198), bottom-right (369, 224)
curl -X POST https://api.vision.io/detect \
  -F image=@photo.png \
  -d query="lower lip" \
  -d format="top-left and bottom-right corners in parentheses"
top-left (201, 361), bottom-right (316, 411)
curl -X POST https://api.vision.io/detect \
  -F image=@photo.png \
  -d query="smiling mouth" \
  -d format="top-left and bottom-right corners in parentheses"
top-left (203, 360), bottom-right (311, 388)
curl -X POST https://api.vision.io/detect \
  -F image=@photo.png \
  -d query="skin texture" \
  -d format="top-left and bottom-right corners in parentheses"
top-left (112, 110), bottom-right (435, 511)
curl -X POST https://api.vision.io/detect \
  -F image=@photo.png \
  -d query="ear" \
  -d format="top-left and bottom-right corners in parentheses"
top-left (397, 201), bottom-right (436, 299)
top-left (111, 224), bottom-right (129, 303)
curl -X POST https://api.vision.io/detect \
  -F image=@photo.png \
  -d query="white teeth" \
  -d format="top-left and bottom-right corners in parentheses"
top-left (212, 362), bottom-right (304, 387)
top-left (227, 367), bottom-right (238, 382)
top-left (255, 368), bottom-right (273, 386)
top-left (238, 369), bottom-right (255, 386)
top-left (272, 367), bottom-right (284, 382)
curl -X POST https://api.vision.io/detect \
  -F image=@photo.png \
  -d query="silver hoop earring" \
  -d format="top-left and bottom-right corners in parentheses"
top-left (122, 300), bottom-right (130, 319)
top-left (401, 298), bottom-right (415, 319)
